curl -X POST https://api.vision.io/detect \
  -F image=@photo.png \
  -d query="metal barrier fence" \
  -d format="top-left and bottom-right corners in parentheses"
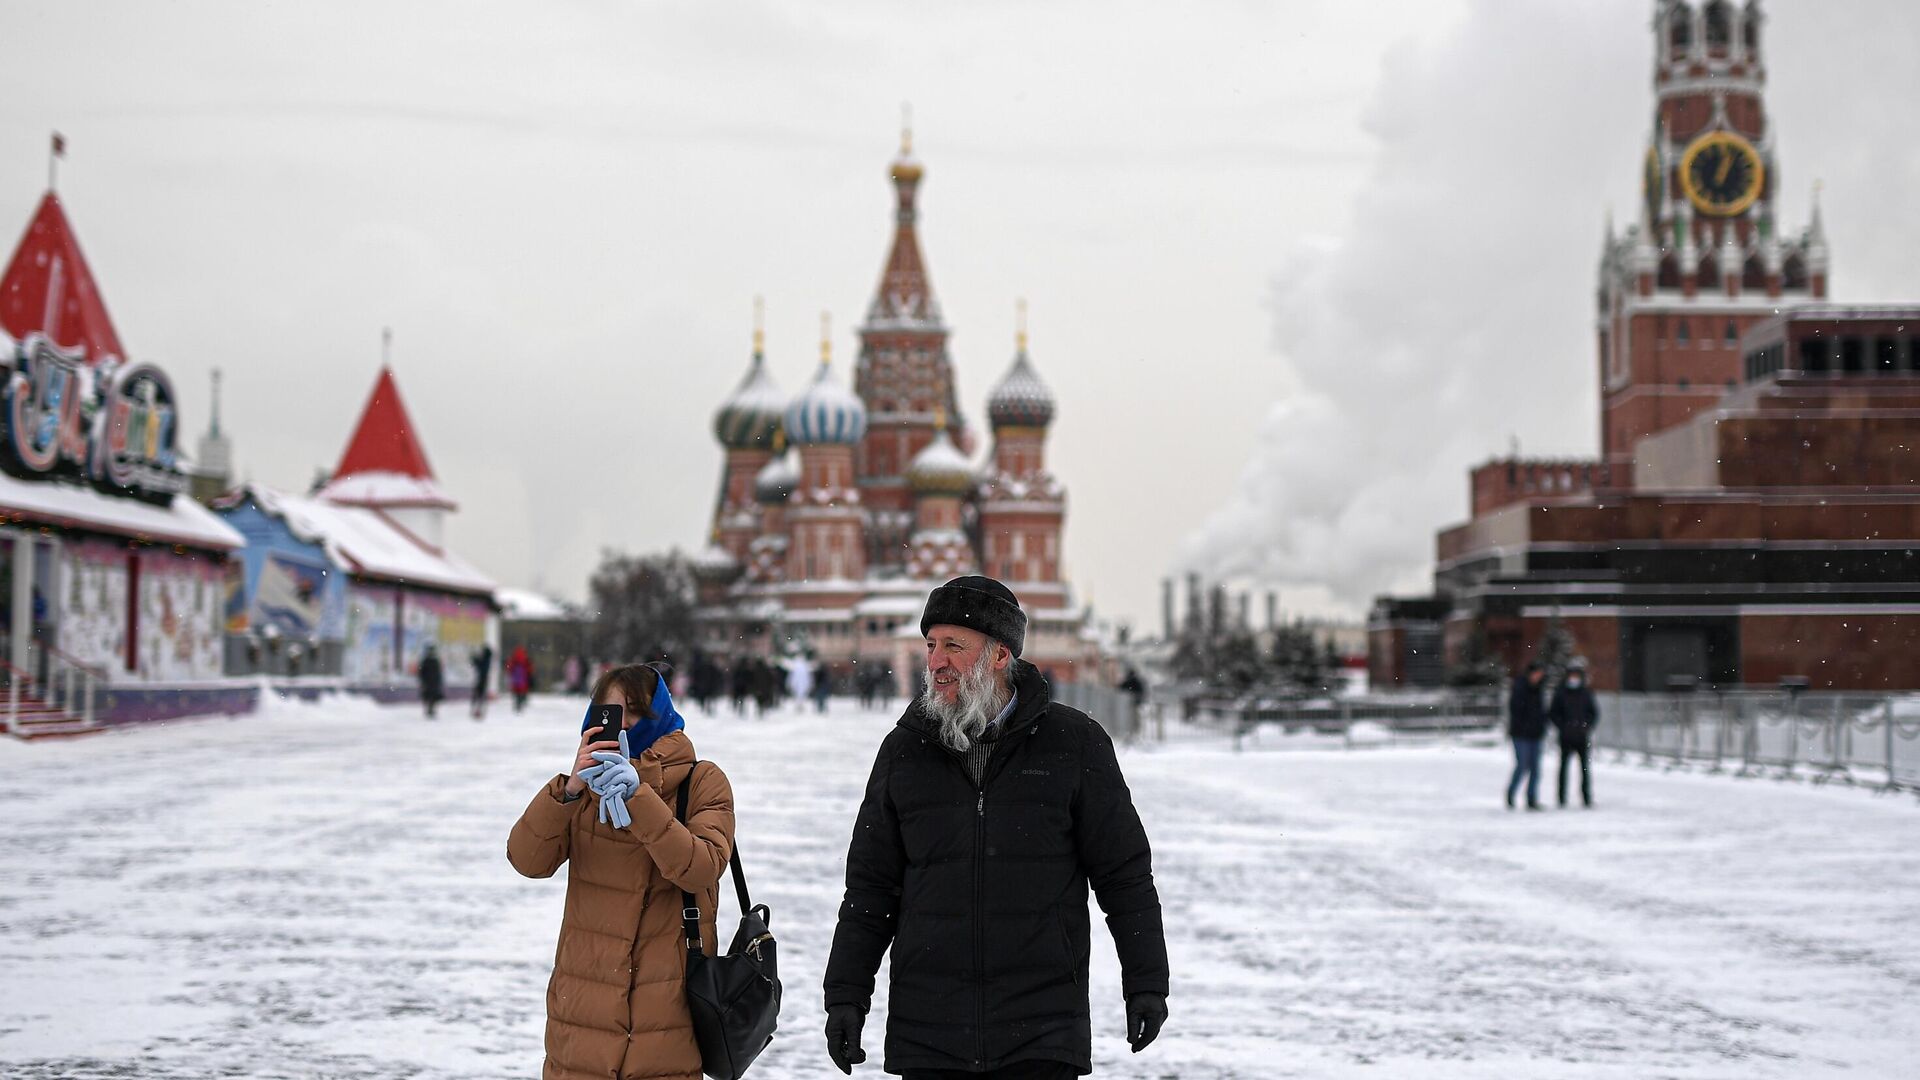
top-left (1185, 693), bottom-right (1503, 751)
top-left (1052, 682), bottom-right (1142, 744)
top-left (1595, 691), bottom-right (1920, 794)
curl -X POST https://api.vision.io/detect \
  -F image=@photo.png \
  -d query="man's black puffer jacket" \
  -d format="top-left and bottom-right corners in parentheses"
top-left (823, 660), bottom-right (1169, 1074)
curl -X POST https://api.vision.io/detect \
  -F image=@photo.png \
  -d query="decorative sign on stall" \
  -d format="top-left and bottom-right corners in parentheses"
top-left (1, 333), bottom-right (186, 503)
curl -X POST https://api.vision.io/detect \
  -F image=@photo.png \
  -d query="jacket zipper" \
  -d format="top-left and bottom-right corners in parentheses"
top-left (974, 785), bottom-right (986, 1068)
top-left (932, 716), bottom-right (1040, 1070)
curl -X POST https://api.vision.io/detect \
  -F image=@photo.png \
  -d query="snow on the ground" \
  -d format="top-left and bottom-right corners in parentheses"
top-left (2, 693), bottom-right (1917, 1078)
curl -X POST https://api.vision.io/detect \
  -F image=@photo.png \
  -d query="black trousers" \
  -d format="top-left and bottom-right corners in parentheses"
top-left (903, 1063), bottom-right (1080, 1080)
top-left (1558, 740), bottom-right (1592, 806)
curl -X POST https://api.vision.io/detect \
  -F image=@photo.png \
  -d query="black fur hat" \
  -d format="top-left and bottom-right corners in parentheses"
top-left (920, 575), bottom-right (1027, 657)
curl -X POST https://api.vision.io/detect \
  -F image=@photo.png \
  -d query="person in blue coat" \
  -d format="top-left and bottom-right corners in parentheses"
top-left (1506, 661), bottom-right (1548, 810)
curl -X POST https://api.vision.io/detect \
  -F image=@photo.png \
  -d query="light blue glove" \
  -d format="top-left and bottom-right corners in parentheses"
top-left (586, 730), bottom-right (640, 829)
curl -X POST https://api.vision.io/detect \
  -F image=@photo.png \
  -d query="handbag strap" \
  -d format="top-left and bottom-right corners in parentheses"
top-left (675, 761), bottom-right (752, 954)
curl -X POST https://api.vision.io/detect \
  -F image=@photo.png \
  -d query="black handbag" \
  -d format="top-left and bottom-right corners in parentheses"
top-left (676, 765), bottom-right (780, 1080)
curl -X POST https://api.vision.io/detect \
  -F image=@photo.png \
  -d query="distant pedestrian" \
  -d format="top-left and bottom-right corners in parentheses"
top-left (1506, 661), bottom-right (1548, 811)
top-left (470, 641), bottom-right (495, 720)
top-left (507, 645), bottom-right (534, 712)
top-left (1550, 660), bottom-right (1600, 808)
top-left (787, 655), bottom-right (814, 710)
top-left (418, 644), bottom-right (444, 719)
top-left (811, 664), bottom-right (832, 713)
top-left (730, 659), bottom-right (753, 716)
top-left (563, 653), bottom-right (584, 695)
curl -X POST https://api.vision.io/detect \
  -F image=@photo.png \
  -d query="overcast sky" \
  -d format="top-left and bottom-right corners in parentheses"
top-left (1, 0), bottom-right (1914, 632)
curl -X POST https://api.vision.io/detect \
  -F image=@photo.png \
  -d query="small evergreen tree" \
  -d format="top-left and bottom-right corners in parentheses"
top-left (1446, 625), bottom-right (1506, 687)
top-left (1536, 608), bottom-right (1577, 689)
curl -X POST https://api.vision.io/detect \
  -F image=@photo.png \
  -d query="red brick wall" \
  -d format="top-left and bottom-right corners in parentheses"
top-left (1367, 627), bottom-right (1405, 689)
top-left (1740, 613), bottom-right (1920, 690)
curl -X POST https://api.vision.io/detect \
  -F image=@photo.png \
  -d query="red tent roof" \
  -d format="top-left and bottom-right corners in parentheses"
top-left (0, 191), bottom-right (127, 362)
top-left (334, 366), bottom-right (437, 481)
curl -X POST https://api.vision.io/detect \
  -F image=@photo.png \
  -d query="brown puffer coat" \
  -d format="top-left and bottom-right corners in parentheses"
top-left (508, 730), bottom-right (735, 1080)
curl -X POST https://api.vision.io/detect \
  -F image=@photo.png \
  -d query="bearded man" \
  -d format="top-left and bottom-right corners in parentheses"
top-left (823, 575), bottom-right (1169, 1079)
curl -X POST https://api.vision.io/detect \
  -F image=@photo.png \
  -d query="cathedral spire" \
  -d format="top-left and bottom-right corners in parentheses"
top-left (868, 116), bottom-right (940, 328)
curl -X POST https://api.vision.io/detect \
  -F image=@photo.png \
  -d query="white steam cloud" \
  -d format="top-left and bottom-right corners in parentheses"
top-left (1182, 1), bottom-right (1652, 615)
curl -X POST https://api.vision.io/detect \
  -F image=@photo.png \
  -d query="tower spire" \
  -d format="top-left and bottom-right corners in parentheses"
top-left (820, 310), bottom-right (832, 366)
top-left (873, 117), bottom-right (934, 326)
top-left (210, 367), bottom-right (223, 437)
top-left (753, 295), bottom-right (765, 356)
top-left (1016, 298), bottom-right (1028, 353)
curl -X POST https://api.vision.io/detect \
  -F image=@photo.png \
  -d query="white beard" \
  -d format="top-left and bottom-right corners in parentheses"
top-left (921, 648), bottom-right (1009, 752)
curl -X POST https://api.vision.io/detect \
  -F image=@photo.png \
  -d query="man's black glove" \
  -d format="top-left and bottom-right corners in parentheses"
top-left (825, 1004), bottom-right (868, 1074)
top-left (1126, 992), bottom-right (1167, 1053)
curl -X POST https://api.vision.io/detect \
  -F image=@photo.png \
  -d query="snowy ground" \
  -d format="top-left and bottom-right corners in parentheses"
top-left (2, 693), bottom-right (1917, 1079)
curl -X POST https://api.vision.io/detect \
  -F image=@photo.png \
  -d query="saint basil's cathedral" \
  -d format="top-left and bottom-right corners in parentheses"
top-left (691, 131), bottom-right (1097, 686)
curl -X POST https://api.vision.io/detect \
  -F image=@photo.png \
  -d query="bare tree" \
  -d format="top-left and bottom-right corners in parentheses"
top-left (586, 549), bottom-right (697, 667)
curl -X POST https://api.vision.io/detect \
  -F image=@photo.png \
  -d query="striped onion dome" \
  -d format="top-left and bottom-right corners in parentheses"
top-left (712, 351), bottom-right (786, 450)
top-left (754, 449), bottom-right (800, 504)
top-left (783, 361), bottom-right (867, 447)
top-left (987, 349), bottom-right (1055, 429)
top-left (907, 423), bottom-right (973, 496)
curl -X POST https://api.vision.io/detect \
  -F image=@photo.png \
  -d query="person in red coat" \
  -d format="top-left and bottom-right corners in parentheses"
top-left (507, 645), bottom-right (535, 713)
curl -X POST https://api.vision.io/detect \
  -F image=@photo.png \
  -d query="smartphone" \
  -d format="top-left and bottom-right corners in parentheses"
top-left (590, 703), bottom-right (623, 747)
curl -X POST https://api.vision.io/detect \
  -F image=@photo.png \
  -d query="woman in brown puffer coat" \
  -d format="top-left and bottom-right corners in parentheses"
top-left (509, 663), bottom-right (735, 1080)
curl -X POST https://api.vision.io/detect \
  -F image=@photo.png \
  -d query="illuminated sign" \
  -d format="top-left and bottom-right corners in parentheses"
top-left (1, 333), bottom-right (186, 504)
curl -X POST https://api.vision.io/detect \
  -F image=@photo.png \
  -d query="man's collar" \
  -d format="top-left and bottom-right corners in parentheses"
top-left (986, 690), bottom-right (1019, 734)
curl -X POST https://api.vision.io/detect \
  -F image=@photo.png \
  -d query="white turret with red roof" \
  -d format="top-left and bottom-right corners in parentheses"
top-left (318, 364), bottom-right (458, 549)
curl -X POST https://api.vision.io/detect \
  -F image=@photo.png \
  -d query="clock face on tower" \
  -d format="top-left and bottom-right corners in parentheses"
top-left (1680, 132), bottom-right (1765, 216)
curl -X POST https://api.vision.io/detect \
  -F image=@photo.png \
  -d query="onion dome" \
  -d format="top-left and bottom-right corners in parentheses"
top-left (783, 314), bottom-right (868, 446)
top-left (690, 541), bottom-right (742, 586)
top-left (987, 309), bottom-right (1056, 428)
top-left (907, 413), bottom-right (973, 497)
top-left (891, 113), bottom-right (924, 183)
top-left (712, 304), bottom-right (786, 450)
top-left (754, 448), bottom-right (799, 504)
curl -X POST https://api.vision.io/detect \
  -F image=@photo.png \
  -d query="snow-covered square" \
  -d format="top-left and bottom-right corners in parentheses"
top-left (2, 694), bottom-right (1916, 1078)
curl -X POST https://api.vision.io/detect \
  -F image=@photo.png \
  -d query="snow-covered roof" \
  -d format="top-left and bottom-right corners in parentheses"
top-left (781, 607), bottom-right (856, 623)
top-left (238, 484), bottom-right (493, 597)
top-left (495, 586), bottom-right (574, 621)
top-left (0, 471), bottom-right (244, 550)
top-left (854, 589), bottom-right (935, 617)
top-left (318, 470), bottom-right (457, 511)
